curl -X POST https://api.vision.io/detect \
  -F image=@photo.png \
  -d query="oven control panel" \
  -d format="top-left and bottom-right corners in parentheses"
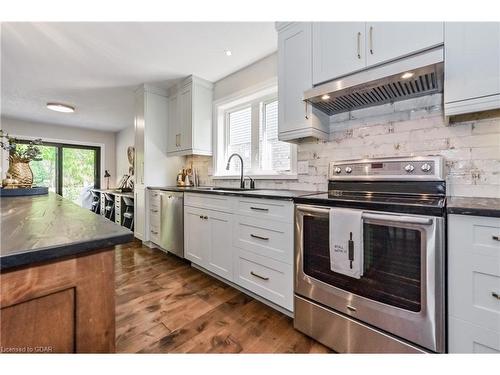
top-left (329, 156), bottom-right (444, 181)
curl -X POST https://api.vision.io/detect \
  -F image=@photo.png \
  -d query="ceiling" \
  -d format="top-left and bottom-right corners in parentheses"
top-left (1, 22), bottom-right (277, 132)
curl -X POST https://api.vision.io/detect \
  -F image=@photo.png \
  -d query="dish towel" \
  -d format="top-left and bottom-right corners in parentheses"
top-left (329, 207), bottom-right (363, 279)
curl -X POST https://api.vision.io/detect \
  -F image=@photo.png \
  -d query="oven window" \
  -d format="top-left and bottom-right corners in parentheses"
top-left (302, 216), bottom-right (422, 312)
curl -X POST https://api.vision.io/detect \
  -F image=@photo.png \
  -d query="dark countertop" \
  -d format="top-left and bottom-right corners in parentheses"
top-left (1, 193), bottom-right (134, 271)
top-left (447, 196), bottom-right (500, 218)
top-left (147, 186), bottom-right (321, 200)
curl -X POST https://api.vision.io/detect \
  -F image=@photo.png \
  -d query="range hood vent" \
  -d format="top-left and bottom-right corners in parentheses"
top-left (304, 49), bottom-right (444, 116)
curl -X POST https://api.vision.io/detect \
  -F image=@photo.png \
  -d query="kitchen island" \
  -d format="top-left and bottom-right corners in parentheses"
top-left (0, 193), bottom-right (134, 353)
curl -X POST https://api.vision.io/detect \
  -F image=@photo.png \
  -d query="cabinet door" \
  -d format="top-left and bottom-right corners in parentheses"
top-left (134, 187), bottom-right (145, 241)
top-left (134, 90), bottom-right (145, 187)
top-left (184, 206), bottom-right (209, 265)
top-left (278, 22), bottom-right (328, 140)
top-left (167, 94), bottom-right (179, 154)
top-left (365, 22), bottom-right (443, 67)
top-left (445, 22), bottom-right (500, 108)
top-left (178, 84), bottom-right (193, 151)
top-left (312, 22), bottom-right (366, 84)
top-left (207, 210), bottom-right (233, 281)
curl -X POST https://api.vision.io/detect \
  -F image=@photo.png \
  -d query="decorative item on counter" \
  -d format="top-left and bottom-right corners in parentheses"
top-left (117, 175), bottom-right (132, 192)
top-left (104, 170), bottom-right (111, 189)
top-left (127, 146), bottom-right (135, 190)
top-left (176, 167), bottom-right (194, 187)
top-left (0, 130), bottom-right (42, 188)
top-left (2, 173), bottom-right (19, 189)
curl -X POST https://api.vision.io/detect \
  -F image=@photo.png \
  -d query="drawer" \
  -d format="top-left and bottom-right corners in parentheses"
top-left (236, 197), bottom-right (293, 223)
top-left (449, 317), bottom-right (500, 353)
top-left (234, 249), bottom-right (293, 311)
top-left (150, 223), bottom-right (160, 244)
top-left (184, 193), bottom-right (235, 212)
top-left (149, 190), bottom-right (161, 205)
top-left (448, 214), bottom-right (500, 332)
top-left (149, 213), bottom-right (160, 228)
top-left (233, 216), bottom-right (293, 264)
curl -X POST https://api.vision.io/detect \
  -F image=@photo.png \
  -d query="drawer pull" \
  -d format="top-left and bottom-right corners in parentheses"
top-left (492, 235), bottom-right (500, 241)
top-left (250, 234), bottom-right (269, 241)
top-left (151, 209), bottom-right (159, 213)
top-left (250, 206), bottom-right (269, 212)
top-left (346, 305), bottom-right (357, 312)
top-left (199, 215), bottom-right (208, 220)
top-left (250, 271), bottom-right (269, 281)
top-left (151, 230), bottom-right (158, 235)
top-left (492, 292), bottom-right (500, 300)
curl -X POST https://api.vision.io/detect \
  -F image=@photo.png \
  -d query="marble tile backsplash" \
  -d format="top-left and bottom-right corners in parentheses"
top-left (186, 94), bottom-right (500, 198)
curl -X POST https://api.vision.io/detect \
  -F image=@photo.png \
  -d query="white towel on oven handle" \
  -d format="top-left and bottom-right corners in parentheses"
top-left (329, 207), bottom-right (363, 279)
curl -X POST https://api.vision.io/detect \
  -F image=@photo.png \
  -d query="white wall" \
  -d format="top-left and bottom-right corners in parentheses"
top-left (213, 52), bottom-right (277, 101)
top-left (1, 116), bottom-right (117, 187)
top-left (115, 125), bottom-right (135, 185)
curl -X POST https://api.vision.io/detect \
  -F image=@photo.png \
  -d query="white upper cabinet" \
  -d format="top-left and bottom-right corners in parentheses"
top-left (444, 22), bottom-right (500, 116)
top-left (167, 75), bottom-right (213, 156)
top-left (312, 22), bottom-right (366, 84)
top-left (311, 22), bottom-right (444, 85)
top-left (277, 22), bottom-right (329, 141)
top-left (365, 22), bottom-right (444, 66)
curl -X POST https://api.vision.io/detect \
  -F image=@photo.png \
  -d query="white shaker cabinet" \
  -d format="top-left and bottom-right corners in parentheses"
top-left (312, 22), bottom-right (366, 84)
top-left (277, 22), bottom-right (329, 142)
top-left (311, 22), bottom-right (443, 85)
top-left (444, 22), bottom-right (500, 116)
top-left (365, 22), bottom-right (444, 67)
top-left (134, 84), bottom-right (183, 241)
top-left (184, 199), bottom-right (234, 282)
top-left (448, 214), bottom-right (500, 353)
top-left (166, 75), bottom-right (213, 156)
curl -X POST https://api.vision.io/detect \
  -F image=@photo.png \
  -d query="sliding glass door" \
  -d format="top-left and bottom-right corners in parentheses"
top-left (15, 140), bottom-right (101, 206)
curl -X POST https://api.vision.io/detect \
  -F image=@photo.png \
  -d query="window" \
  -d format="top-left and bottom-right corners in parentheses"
top-left (215, 88), bottom-right (296, 178)
top-left (12, 140), bottom-right (101, 206)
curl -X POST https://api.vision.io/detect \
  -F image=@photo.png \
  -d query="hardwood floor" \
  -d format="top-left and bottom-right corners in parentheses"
top-left (115, 240), bottom-right (331, 353)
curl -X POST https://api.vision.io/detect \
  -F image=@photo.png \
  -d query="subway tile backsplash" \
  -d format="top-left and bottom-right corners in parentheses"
top-left (187, 94), bottom-right (500, 198)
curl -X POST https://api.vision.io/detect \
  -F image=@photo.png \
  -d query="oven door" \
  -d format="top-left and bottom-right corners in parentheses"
top-left (295, 204), bottom-right (445, 352)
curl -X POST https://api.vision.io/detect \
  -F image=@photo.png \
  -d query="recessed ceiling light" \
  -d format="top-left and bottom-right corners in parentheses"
top-left (224, 50), bottom-right (232, 56)
top-left (321, 94), bottom-right (331, 101)
top-left (46, 102), bottom-right (75, 113)
top-left (401, 72), bottom-right (415, 80)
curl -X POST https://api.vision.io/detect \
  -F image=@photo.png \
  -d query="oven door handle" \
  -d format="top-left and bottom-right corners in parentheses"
top-left (362, 213), bottom-right (433, 225)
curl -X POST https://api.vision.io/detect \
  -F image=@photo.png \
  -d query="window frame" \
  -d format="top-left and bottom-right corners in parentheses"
top-left (213, 83), bottom-right (297, 180)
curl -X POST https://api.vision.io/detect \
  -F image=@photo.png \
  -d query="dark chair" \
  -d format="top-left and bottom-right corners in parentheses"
top-left (122, 196), bottom-right (134, 231)
top-left (104, 193), bottom-right (115, 221)
top-left (90, 191), bottom-right (100, 213)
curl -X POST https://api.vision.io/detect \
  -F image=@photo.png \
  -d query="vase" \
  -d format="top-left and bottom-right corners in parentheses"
top-left (7, 161), bottom-right (33, 187)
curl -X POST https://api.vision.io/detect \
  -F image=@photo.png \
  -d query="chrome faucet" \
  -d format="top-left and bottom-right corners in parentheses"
top-left (226, 153), bottom-right (245, 188)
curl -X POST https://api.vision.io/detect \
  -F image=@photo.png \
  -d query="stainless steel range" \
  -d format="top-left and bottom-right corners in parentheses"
top-left (293, 156), bottom-right (446, 353)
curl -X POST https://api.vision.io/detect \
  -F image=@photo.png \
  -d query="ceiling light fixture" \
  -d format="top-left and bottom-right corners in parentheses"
top-left (46, 102), bottom-right (75, 113)
top-left (321, 94), bottom-right (331, 101)
top-left (401, 72), bottom-right (415, 80)
top-left (224, 50), bottom-right (232, 56)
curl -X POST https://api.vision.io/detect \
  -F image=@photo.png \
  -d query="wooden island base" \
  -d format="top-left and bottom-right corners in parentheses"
top-left (0, 248), bottom-right (115, 353)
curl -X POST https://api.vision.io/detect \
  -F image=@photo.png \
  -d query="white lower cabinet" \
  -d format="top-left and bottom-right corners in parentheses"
top-left (184, 205), bottom-right (232, 281)
top-left (448, 214), bottom-right (500, 353)
top-left (184, 193), bottom-right (294, 312)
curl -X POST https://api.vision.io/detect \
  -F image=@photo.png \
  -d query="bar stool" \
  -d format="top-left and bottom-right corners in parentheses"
top-left (90, 191), bottom-right (100, 213)
top-left (104, 193), bottom-right (115, 221)
top-left (122, 196), bottom-right (134, 231)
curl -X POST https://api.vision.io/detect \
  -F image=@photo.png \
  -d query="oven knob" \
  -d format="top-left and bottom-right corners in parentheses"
top-left (421, 163), bottom-right (432, 172)
top-left (334, 167), bottom-right (342, 174)
top-left (404, 164), bottom-right (415, 173)
top-left (345, 167), bottom-right (352, 174)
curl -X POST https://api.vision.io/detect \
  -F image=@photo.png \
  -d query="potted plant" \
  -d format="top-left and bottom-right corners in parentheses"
top-left (0, 130), bottom-right (42, 187)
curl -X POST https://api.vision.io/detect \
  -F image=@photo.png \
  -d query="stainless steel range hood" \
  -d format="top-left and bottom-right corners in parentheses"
top-left (304, 47), bottom-right (444, 116)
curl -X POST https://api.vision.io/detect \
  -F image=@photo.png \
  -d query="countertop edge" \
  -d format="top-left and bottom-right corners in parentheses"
top-left (446, 207), bottom-right (500, 218)
top-left (0, 232), bottom-right (134, 272)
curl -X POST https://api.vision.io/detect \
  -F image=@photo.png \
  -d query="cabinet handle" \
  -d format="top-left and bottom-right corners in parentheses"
top-left (250, 234), bottom-right (269, 241)
top-left (492, 235), bottom-right (500, 241)
top-left (304, 101), bottom-right (309, 120)
top-left (250, 206), bottom-right (269, 212)
top-left (204, 216), bottom-right (208, 220)
top-left (369, 26), bottom-right (373, 55)
top-left (357, 32), bottom-right (361, 59)
top-left (199, 215), bottom-right (208, 220)
top-left (250, 271), bottom-right (269, 281)
top-left (151, 230), bottom-right (158, 235)
top-left (492, 292), bottom-right (500, 300)
top-left (151, 209), bottom-right (159, 213)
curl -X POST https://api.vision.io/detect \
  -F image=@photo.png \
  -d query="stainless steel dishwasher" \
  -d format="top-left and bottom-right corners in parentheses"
top-left (159, 191), bottom-right (184, 258)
